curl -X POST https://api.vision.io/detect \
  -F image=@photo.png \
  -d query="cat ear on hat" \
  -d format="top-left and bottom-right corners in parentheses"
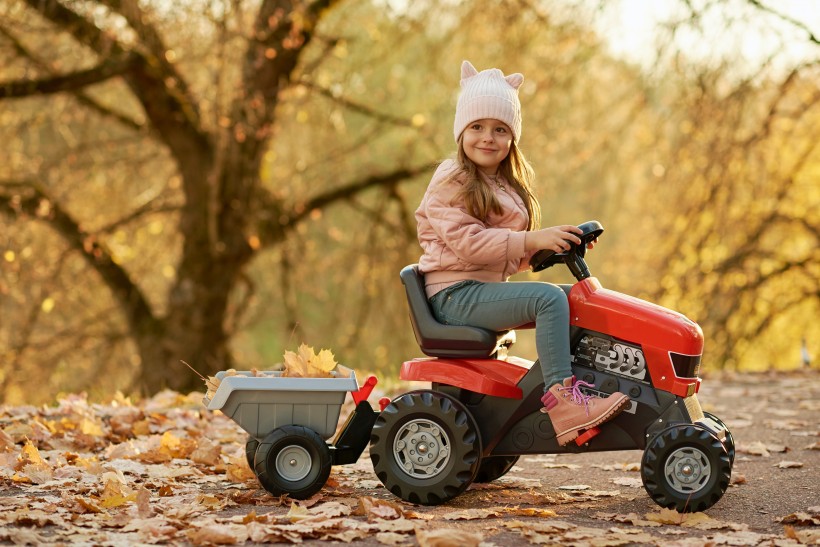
top-left (461, 60), bottom-right (478, 80)
top-left (505, 73), bottom-right (524, 90)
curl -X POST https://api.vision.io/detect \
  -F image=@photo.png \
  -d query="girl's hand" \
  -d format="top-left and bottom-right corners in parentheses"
top-left (525, 225), bottom-right (583, 253)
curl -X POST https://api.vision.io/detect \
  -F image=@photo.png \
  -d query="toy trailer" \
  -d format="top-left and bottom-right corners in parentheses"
top-left (203, 366), bottom-right (379, 499)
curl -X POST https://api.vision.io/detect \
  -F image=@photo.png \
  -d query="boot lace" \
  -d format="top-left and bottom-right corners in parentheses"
top-left (557, 379), bottom-right (594, 415)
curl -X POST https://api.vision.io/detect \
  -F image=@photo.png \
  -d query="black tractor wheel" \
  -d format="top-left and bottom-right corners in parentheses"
top-left (370, 390), bottom-right (481, 505)
top-left (642, 424), bottom-right (731, 512)
top-left (245, 437), bottom-right (259, 471)
top-left (254, 425), bottom-right (332, 500)
top-left (702, 411), bottom-right (735, 467)
top-left (474, 456), bottom-right (520, 483)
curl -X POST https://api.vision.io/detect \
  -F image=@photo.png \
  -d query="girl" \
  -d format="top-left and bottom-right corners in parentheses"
top-left (415, 61), bottom-right (629, 446)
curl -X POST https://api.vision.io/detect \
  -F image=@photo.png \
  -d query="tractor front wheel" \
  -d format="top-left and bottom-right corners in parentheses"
top-left (641, 424), bottom-right (731, 512)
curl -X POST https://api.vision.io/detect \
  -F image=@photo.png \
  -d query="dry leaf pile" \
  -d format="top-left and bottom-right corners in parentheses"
top-left (0, 372), bottom-right (818, 546)
top-left (203, 344), bottom-right (343, 400)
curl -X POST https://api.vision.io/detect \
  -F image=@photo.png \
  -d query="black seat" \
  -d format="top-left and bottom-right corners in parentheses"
top-left (400, 264), bottom-right (513, 358)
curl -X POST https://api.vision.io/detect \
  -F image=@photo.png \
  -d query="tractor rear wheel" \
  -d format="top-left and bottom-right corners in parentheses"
top-left (474, 456), bottom-right (520, 483)
top-left (370, 390), bottom-right (481, 505)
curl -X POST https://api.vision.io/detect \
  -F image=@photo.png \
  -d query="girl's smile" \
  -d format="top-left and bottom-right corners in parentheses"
top-left (461, 119), bottom-right (513, 175)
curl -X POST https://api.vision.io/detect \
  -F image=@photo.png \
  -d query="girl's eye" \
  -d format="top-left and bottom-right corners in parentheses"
top-left (495, 126), bottom-right (507, 133)
top-left (470, 124), bottom-right (482, 130)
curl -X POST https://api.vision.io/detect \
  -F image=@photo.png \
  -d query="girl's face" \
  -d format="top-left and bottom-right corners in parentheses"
top-left (461, 119), bottom-right (513, 175)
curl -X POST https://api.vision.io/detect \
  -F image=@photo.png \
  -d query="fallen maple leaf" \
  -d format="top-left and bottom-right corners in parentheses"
top-left (287, 502), bottom-right (314, 522)
top-left (645, 508), bottom-right (716, 527)
top-left (443, 508), bottom-right (502, 520)
top-left (595, 512), bottom-right (662, 527)
top-left (355, 496), bottom-right (406, 521)
top-left (774, 460), bottom-right (804, 469)
top-left (611, 476), bottom-right (644, 488)
top-left (416, 527), bottom-right (483, 547)
top-left (376, 531), bottom-right (411, 545)
top-left (503, 507), bottom-right (558, 518)
top-left (781, 511), bottom-right (820, 525)
top-left (186, 523), bottom-right (247, 546)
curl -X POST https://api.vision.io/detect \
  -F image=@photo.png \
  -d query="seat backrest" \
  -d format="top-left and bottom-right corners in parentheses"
top-left (400, 264), bottom-right (499, 358)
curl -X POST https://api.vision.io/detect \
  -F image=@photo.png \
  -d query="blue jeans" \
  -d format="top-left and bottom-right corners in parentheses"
top-left (429, 280), bottom-right (573, 388)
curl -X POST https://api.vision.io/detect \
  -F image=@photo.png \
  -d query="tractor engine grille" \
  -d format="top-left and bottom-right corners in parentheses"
top-left (573, 334), bottom-right (647, 381)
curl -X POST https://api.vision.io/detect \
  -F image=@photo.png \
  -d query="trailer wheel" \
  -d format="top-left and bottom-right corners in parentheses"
top-left (642, 424), bottom-right (731, 512)
top-left (245, 437), bottom-right (259, 471)
top-left (370, 390), bottom-right (480, 505)
top-left (474, 455), bottom-right (520, 483)
top-left (254, 425), bottom-right (331, 500)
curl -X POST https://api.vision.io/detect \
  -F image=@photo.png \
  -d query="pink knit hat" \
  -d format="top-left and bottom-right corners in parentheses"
top-left (453, 60), bottom-right (524, 143)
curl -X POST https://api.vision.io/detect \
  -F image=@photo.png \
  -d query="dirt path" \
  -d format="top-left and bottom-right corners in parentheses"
top-left (1, 370), bottom-right (818, 546)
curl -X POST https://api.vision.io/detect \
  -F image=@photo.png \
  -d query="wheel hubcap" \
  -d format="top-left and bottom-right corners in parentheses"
top-left (393, 419), bottom-right (451, 479)
top-left (276, 445), bottom-right (312, 482)
top-left (664, 447), bottom-right (711, 494)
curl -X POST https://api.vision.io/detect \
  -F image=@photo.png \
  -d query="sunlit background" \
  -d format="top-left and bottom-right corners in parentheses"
top-left (1, 0), bottom-right (818, 404)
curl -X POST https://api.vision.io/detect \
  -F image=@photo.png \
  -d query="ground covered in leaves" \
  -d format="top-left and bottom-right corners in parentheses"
top-left (1, 370), bottom-right (818, 546)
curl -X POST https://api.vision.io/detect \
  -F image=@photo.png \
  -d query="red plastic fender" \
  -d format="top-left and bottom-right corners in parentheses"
top-left (400, 356), bottom-right (532, 399)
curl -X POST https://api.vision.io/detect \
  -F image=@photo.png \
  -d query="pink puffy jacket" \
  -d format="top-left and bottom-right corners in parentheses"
top-left (415, 160), bottom-right (536, 297)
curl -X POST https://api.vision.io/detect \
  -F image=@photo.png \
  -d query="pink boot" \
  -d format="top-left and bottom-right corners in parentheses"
top-left (540, 377), bottom-right (630, 446)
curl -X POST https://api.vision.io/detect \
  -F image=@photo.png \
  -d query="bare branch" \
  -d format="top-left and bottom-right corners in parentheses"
top-left (299, 79), bottom-right (417, 127)
top-left (0, 182), bottom-right (159, 337)
top-left (746, 0), bottom-right (820, 46)
top-left (0, 26), bottom-right (143, 130)
top-left (21, 0), bottom-right (209, 155)
top-left (289, 165), bottom-right (430, 226)
top-left (98, 0), bottom-right (204, 128)
top-left (0, 54), bottom-right (137, 98)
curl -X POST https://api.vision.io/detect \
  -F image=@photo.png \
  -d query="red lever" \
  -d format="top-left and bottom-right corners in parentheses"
top-left (351, 375), bottom-right (378, 405)
top-left (575, 426), bottom-right (601, 446)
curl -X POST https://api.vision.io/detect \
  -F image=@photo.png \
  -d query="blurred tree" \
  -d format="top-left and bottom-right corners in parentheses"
top-left (0, 0), bottom-right (431, 397)
top-left (618, 1), bottom-right (820, 371)
top-left (0, 0), bottom-right (816, 404)
top-left (1, 0), bottom-right (642, 402)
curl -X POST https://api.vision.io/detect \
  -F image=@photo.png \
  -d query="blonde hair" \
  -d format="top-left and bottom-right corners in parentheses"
top-left (447, 136), bottom-right (541, 231)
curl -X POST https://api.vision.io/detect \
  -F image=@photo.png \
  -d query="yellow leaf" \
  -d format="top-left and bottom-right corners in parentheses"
top-left (100, 492), bottom-right (138, 509)
top-left (298, 343), bottom-right (314, 365)
top-left (11, 473), bottom-right (32, 483)
top-left (80, 418), bottom-right (104, 436)
top-left (283, 350), bottom-right (308, 377)
top-left (310, 349), bottom-right (337, 375)
top-left (18, 441), bottom-right (46, 467)
top-left (287, 502), bottom-right (312, 522)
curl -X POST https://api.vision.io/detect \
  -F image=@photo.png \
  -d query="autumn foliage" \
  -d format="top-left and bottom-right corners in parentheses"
top-left (0, 1), bottom-right (817, 407)
top-left (1, 371), bottom-right (819, 544)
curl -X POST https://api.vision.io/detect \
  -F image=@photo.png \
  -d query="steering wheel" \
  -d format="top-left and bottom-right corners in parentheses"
top-left (529, 221), bottom-right (604, 273)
